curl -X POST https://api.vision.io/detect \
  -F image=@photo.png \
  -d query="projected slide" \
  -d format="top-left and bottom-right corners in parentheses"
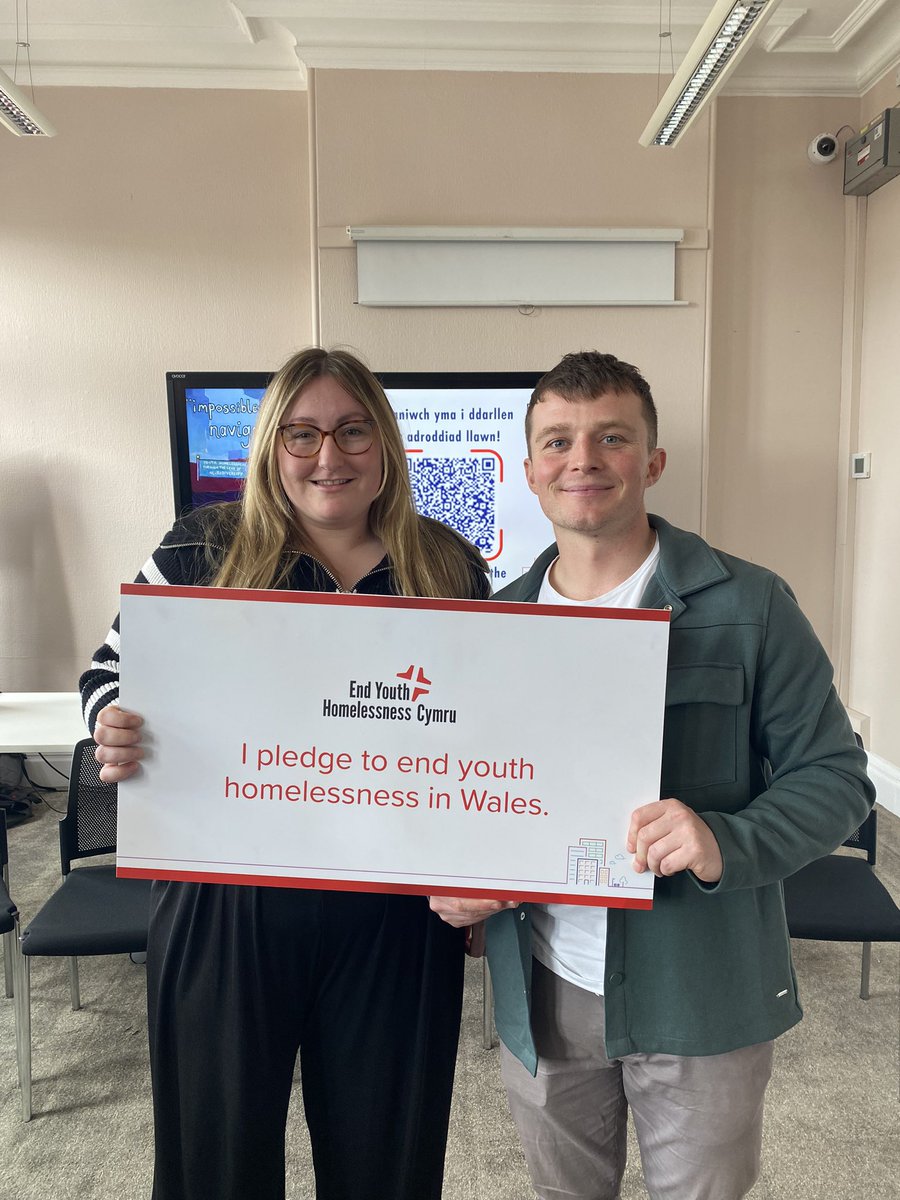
top-left (174, 375), bottom-right (550, 581)
top-left (184, 387), bottom-right (264, 506)
top-left (386, 386), bottom-right (549, 583)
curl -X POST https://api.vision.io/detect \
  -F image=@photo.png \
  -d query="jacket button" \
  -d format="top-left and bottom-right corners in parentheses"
top-left (608, 972), bottom-right (624, 986)
top-left (519, 910), bottom-right (526, 921)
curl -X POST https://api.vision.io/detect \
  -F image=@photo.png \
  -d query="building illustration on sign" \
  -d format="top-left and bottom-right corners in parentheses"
top-left (566, 837), bottom-right (622, 889)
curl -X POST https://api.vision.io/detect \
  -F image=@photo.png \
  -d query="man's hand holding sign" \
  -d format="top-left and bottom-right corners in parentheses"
top-left (627, 797), bottom-right (724, 882)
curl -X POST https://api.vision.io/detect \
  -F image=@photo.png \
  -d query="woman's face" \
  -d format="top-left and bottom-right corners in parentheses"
top-left (275, 375), bottom-right (384, 541)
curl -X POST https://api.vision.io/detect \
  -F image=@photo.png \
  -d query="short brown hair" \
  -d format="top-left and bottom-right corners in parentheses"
top-left (525, 351), bottom-right (658, 451)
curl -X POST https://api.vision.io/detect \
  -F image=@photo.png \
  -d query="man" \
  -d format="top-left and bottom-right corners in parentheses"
top-left (430, 351), bottom-right (873, 1200)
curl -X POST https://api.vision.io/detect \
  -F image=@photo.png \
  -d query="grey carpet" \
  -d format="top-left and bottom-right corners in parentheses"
top-left (1, 798), bottom-right (898, 1198)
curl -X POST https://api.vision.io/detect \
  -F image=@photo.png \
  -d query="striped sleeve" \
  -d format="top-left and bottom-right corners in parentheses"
top-left (79, 541), bottom-right (192, 733)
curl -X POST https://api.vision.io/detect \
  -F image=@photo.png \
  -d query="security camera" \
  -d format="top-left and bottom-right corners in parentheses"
top-left (808, 133), bottom-right (838, 164)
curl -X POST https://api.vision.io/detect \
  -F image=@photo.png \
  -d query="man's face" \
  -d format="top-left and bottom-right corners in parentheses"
top-left (524, 389), bottom-right (665, 541)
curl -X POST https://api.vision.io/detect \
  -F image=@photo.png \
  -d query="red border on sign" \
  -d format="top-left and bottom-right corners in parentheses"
top-left (117, 865), bottom-right (653, 909)
top-left (120, 582), bottom-right (670, 623)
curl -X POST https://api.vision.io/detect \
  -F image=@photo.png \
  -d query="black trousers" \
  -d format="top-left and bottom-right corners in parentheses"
top-left (146, 881), bottom-right (465, 1200)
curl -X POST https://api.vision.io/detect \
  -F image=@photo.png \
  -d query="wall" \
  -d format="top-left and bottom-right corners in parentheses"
top-left (0, 87), bottom-right (310, 692)
top-left (848, 71), bottom-right (900, 781)
top-left (707, 95), bottom-right (859, 648)
top-left (859, 70), bottom-right (898, 127)
top-left (313, 70), bottom-right (713, 537)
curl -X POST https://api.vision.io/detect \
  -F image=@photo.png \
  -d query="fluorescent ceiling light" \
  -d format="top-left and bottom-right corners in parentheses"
top-left (640, 0), bottom-right (781, 148)
top-left (0, 66), bottom-right (55, 136)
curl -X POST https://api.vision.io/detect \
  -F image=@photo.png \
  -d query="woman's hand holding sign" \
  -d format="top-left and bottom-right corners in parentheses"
top-left (93, 704), bottom-right (144, 783)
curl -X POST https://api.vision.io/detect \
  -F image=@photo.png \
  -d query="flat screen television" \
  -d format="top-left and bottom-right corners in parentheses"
top-left (166, 370), bottom-right (550, 583)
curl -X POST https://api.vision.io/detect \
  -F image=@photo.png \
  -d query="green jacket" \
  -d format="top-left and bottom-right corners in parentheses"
top-left (486, 515), bottom-right (874, 1071)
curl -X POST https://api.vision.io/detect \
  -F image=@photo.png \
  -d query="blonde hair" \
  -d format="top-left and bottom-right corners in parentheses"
top-left (207, 348), bottom-right (488, 599)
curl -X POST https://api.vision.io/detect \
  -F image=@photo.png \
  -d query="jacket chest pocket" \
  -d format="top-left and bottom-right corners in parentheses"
top-left (660, 663), bottom-right (744, 793)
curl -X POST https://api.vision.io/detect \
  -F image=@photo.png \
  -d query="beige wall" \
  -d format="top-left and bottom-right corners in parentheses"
top-left (848, 73), bottom-right (900, 766)
top-left (314, 71), bottom-right (712, 536)
top-left (860, 70), bottom-right (898, 124)
top-left (707, 95), bottom-right (859, 648)
top-left (0, 88), bottom-right (310, 691)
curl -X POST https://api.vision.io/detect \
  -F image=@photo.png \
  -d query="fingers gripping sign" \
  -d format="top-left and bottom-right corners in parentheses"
top-left (626, 798), bottom-right (723, 884)
top-left (93, 704), bottom-right (145, 784)
top-left (428, 895), bottom-right (520, 929)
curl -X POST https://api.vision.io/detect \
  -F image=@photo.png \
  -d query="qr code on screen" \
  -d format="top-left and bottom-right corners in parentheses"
top-left (408, 456), bottom-right (497, 555)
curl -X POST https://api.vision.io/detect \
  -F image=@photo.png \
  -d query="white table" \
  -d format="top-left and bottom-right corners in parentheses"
top-left (0, 693), bottom-right (87, 755)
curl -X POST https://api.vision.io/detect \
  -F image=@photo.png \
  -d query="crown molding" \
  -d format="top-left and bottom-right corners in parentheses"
top-left (721, 75), bottom-right (862, 97)
top-left (1, 3), bottom-right (895, 98)
top-left (0, 65), bottom-right (307, 90)
top-left (766, 0), bottom-right (892, 54)
top-left (832, 0), bottom-right (892, 52)
top-left (241, 3), bottom-right (805, 25)
top-left (856, 40), bottom-right (900, 94)
top-left (0, 22), bottom-right (252, 45)
top-left (293, 46), bottom-right (670, 73)
top-left (228, 2), bottom-right (262, 44)
top-left (4, 54), bottom-right (885, 96)
top-left (756, 9), bottom-right (809, 54)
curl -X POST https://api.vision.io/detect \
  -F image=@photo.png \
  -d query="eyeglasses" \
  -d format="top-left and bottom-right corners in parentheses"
top-left (278, 419), bottom-right (376, 458)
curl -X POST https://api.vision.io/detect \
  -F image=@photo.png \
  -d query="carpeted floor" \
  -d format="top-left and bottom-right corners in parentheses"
top-left (1, 797), bottom-right (898, 1199)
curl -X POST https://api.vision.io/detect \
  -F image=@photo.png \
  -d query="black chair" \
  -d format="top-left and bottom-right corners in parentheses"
top-left (18, 737), bottom-right (153, 1120)
top-left (783, 800), bottom-right (900, 1000)
top-left (1, 809), bottom-right (17, 997)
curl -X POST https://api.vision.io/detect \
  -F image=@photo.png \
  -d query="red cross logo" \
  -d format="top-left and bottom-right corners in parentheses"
top-left (397, 664), bottom-right (432, 703)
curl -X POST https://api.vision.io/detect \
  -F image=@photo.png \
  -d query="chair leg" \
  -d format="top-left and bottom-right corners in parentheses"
top-left (68, 955), bottom-right (81, 1011)
top-left (860, 941), bottom-right (872, 1000)
top-left (18, 949), bottom-right (32, 1121)
top-left (2, 864), bottom-right (12, 998)
top-left (3, 928), bottom-right (13, 999)
top-left (9, 920), bottom-right (22, 1076)
top-left (482, 956), bottom-right (495, 1050)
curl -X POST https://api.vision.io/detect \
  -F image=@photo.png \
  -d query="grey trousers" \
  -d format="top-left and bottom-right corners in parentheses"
top-left (500, 958), bottom-right (774, 1200)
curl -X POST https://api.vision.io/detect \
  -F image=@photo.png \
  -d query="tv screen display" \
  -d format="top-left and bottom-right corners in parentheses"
top-left (167, 370), bottom-right (550, 583)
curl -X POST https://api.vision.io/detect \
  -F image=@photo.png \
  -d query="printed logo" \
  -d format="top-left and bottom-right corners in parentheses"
top-left (320, 664), bottom-right (456, 727)
top-left (396, 664), bottom-right (432, 702)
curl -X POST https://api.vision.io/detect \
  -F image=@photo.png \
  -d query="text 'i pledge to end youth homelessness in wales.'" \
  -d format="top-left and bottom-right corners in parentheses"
top-left (226, 738), bottom-right (543, 817)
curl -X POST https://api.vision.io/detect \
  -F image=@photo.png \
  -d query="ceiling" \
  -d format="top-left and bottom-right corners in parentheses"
top-left (1, 1), bottom-right (898, 96)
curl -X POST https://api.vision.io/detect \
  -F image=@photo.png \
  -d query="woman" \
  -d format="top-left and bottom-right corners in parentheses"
top-left (82, 348), bottom-right (490, 1200)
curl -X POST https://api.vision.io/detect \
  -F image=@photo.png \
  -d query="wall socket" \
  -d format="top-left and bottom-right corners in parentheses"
top-left (851, 451), bottom-right (871, 479)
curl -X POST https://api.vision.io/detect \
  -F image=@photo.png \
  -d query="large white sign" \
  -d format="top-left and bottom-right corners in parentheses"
top-left (117, 585), bottom-right (670, 909)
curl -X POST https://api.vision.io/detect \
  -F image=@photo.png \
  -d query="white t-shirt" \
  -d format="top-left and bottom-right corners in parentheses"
top-left (530, 538), bottom-right (661, 995)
